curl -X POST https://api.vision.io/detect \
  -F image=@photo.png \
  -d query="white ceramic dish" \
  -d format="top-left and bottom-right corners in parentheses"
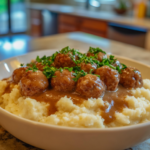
top-left (0, 49), bottom-right (150, 150)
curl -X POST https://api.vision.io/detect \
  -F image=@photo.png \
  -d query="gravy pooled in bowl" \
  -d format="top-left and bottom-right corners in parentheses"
top-left (1, 46), bottom-right (149, 128)
top-left (29, 85), bottom-right (130, 125)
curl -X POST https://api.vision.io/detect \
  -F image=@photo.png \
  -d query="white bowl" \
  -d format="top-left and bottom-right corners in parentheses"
top-left (0, 49), bottom-right (150, 150)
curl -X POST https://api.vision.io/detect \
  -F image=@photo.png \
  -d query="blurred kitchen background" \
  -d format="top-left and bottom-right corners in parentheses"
top-left (0, 0), bottom-right (150, 60)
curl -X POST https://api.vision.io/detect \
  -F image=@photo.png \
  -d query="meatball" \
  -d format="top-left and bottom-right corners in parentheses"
top-left (51, 70), bottom-right (76, 92)
top-left (34, 61), bottom-right (55, 71)
top-left (35, 62), bottom-right (45, 71)
top-left (87, 52), bottom-right (107, 62)
top-left (20, 70), bottom-right (49, 96)
top-left (95, 66), bottom-right (120, 91)
top-left (97, 52), bottom-right (107, 62)
top-left (87, 52), bottom-right (94, 57)
top-left (79, 63), bottom-right (97, 73)
top-left (12, 67), bottom-right (27, 83)
top-left (76, 74), bottom-right (105, 98)
top-left (120, 67), bottom-right (143, 88)
top-left (54, 52), bottom-right (77, 68)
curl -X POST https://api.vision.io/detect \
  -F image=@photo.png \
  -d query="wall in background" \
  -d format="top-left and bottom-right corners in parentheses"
top-left (29, 0), bottom-right (134, 14)
top-left (29, 0), bottom-right (75, 5)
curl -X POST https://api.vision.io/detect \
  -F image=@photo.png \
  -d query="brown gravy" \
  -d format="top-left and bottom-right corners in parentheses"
top-left (2, 79), bottom-right (132, 125)
top-left (101, 85), bottom-right (131, 124)
top-left (30, 90), bottom-right (86, 115)
top-left (30, 85), bottom-right (132, 124)
top-left (2, 78), bottom-right (16, 94)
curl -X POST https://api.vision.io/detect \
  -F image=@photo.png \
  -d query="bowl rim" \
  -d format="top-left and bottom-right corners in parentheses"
top-left (1, 49), bottom-right (150, 132)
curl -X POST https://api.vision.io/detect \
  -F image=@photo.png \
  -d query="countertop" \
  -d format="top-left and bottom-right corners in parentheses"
top-left (0, 32), bottom-right (150, 149)
top-left (27, 3), bottom-right (150, 30)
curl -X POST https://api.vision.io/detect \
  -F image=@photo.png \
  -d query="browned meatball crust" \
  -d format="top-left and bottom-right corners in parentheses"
top-left (35, 62), bottom-right (45, 71)
top-left (54, 53), bottom-right (77, 68)
top-left (79, 63), bottom-right (97, 73)
top-left (97, 52), bottom-right (107, 62)
top-left (12, 67), bottom-right (27, 83)
top-left (51, 70), bottom-right (76, 92)
top-left (87, 52), bottom-right (107, 62)
top-left (95, 66), bottom-right (120, 91)
top-left (20, 71), bottom-right (49, 96)
top-left (120, 67), bottom-right (143, 88)
top-left (76, 74), bottom-right (105, 98)
top-left (35, 61), bottom-right (55, 71)
top-left (87, 52), bottom-right (94, 57)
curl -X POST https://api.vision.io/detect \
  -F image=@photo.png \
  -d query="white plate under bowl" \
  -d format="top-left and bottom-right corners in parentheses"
top-left (0, 49), bottom-right (150, 150)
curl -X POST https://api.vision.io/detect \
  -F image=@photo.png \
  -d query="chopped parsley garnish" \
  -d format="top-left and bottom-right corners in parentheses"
top-left (26, 64), bottom-right (38, 72)
top-left (36, 56), bottom-right (41, 63)
top-left (116, 66), bottom-right (121, 73)
top-left (64, 67), bottom-right (73, 72)
top-left (59, 68), bottom-right (63, 73)
top-left (109, 55), bottom-right (117, 63)
top-left (73, 70), bottom-right (87, 82)
top-left (43, 66), bottom-right (58, 78)
top-left (73, 66), bottom-right (81, 71)
top-left (121, 63), bottom-right (127, 70)
top-left (75, 54), bottom-right (95, 65)
top-left (51, 51), bottom-right (59, 61)
top-left (88, 47), bottom-right (106, 55)
top-left (36, 55), bottom-right (53, 66)
top-left (42, 66), bottom-right (81, 79)
top-left (59, 67), bottom-right (74, 72)
top-left (109, 55), bottom-right (115, 60)
top-left (20, 63), bottom-right (24, 67)
top-left (26, 63), bottom-right (31, 67)
top-left (115, 63), bottom-right (127, 73)
top-left (20, 46), bottom-right (128, 81)
top-left (99, 58), bottom-right (116, 69)
top-left (59, 46), bottom-right (71, 54)
top-left (60, 46), bottom-right (79, 56)
top-left (89, 69), bottom-right (93, 74)
top-left (95, 74), bottom-right (100, 78)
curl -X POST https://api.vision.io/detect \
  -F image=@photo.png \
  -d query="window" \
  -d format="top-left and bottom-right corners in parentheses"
top-left (0, 0), bottom-right (27, 35)
top-left (0, 0), bottom-right (8, 34)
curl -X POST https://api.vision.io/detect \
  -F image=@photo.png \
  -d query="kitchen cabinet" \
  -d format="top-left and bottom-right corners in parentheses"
top-left (28, 3), bottom-right (150, 50)
top-left (30, 9), bottom-right (43, 37)
top-left (29, 11), bottom-right (108, 38)
top-left (58, 14), bottom-right (108, 38)
top-left (108, 23), bottom-right (147, 48)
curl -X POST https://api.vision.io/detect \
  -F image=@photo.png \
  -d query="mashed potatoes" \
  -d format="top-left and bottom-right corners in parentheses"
top-left (0, 79), bottom-right (150, 128)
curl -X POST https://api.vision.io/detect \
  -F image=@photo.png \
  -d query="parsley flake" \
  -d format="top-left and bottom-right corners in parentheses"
top-left (73, 70), bottom-right (87, 82)
top-left (89, 69), bottom-right (93, 74)
top-left (88, 47), bottom-right (106, 55)
top-left (20, 63), bottom-right (24, 67)
top-left (26, 64), bottom-right (38, 72)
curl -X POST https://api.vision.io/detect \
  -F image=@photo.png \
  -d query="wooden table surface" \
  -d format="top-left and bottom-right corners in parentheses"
top-left (0, 32), bottom-right (150, 150)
